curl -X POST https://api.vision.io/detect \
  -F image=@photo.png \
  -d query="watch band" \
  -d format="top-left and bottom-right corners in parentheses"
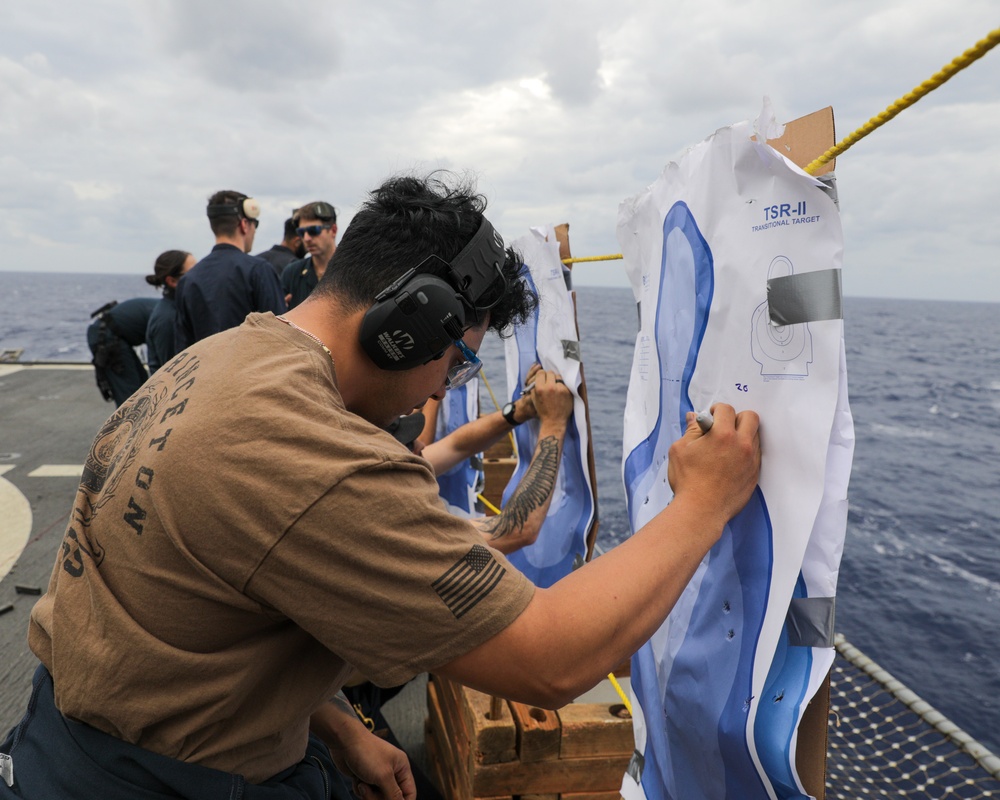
top-left (502, 402), bottom-right (519, 426)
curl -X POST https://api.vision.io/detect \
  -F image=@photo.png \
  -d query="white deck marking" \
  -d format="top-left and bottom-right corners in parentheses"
top-left (0, 476), bottom-right (32, 582)
top-left (27, 465), bottom-right (84, 478)
top-left (0, 466), bottom-right (13, 476)
top-left (0, 364), bottom-right (93, 374)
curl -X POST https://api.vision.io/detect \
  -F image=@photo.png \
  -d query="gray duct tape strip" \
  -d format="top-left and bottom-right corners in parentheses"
top-left (817, 174), bottom-right (839, 209)
top-left (767, 268), bottom-right (843, 326)
top-left (627, 749), bottom-right (645, 784)
top-left (786, 596), bottom-right (836, 648)
top-left (562, 339), bottom-right (581, 361)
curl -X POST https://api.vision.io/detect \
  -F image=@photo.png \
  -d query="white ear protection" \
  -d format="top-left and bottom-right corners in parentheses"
top-left (207, 193), bottom-right (260, 222)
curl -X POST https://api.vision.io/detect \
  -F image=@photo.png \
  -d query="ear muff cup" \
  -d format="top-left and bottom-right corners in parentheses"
top-left (207, 195), bottom-right (259, 222)
top-left (359, 273), bottom-right (467, 370)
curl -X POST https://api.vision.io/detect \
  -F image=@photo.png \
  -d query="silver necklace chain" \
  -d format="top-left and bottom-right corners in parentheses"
top-left (276, 316), bottom-right (334, 363)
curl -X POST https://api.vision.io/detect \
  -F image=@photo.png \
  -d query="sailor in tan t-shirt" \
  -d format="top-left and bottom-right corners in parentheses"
top-left (5, 174), bottom-right (761, 800)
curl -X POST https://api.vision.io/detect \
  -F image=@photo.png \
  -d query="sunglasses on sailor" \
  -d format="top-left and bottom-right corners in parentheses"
top-left (296, 224), bottom-right (332, 238)
top-left (445, 339), bottom-right (482, 390)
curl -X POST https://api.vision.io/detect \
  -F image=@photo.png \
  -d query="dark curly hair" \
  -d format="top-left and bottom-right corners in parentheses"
top-left (145, 250), bottom-right (191, 299)
top-left (315, 172), bottom-right (536, 335)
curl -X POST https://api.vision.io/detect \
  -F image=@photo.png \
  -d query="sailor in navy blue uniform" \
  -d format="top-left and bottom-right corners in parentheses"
top-left (87, 297), bottom-right (158, 406)
top-left (144, 249), bottom-right (196, 375)
top-left (281, 201), bottom-right (338, 309)
top-left (255, 216), bottom-right (305, 277)
top-left (175, 190), bottom-right (286, 350)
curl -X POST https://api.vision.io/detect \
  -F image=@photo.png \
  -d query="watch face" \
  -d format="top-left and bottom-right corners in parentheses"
top-left (502, 402), bottom-right (516, 423)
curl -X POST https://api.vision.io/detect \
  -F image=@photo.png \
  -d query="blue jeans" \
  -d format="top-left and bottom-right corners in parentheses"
top-left (0, 666), bottom-right (350, 799)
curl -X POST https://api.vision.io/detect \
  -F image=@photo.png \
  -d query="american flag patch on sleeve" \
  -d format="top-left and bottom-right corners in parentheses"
top-left (432, 544), bottom-right (506, 618)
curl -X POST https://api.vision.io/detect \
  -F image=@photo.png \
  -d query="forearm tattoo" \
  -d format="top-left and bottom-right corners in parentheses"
top-left (330, 691), bottom-right (356, 718)
top-left (485, 436), bottom-right (561, 541)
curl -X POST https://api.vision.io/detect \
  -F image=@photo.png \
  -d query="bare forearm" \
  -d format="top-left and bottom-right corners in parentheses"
top-left (310, 693), bottom-right (367, 754)
top-left (476, 421), bottom-right (565, 553)
top-left (424, 412), bottom-right (511, 474)
top-left (312, 693), bottom-right (418, 799)
top-left (440, 405), bottom-right (761, 709)
top-left (443, 494), bottom-right (727, 706)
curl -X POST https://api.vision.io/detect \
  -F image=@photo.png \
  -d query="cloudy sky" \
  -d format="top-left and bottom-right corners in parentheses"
top-left (1, 1), bottom-right (997, 301)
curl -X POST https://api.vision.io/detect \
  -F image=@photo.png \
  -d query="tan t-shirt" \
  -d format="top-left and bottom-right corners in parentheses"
top-left (28, 313), bottom-right (535, 783)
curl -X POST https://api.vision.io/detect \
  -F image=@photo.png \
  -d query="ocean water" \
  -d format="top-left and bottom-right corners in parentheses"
top-left (1, 271), bottom-right (998, 755)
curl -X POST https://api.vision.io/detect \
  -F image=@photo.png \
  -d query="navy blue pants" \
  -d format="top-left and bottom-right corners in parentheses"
top-left (0, 666), bottom-right (350, 799)
top-left (87, 322), bottom-right (149, 406)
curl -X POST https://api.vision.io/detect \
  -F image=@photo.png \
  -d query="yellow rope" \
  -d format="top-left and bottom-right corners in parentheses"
top-left (480, 366), bottom-right (503, 412)
top-left (562, 253), bottom-right (624, 265)
top-left (608, 672), bottom-right (633, 716)
top-left (479, 366), bottom-right (517, 453)
top-left (803, 27), bottom-right (1000, 174)
top-left (554, 28), bottom-right (999, 264)
top-left (477, 493), bottom-right (501, 515)
top-left (476, 366), bottom-right (508, 516)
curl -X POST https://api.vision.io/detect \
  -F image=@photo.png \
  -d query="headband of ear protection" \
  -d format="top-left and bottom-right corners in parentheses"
top-left (359, 216), bottom-right (506, 371)
top-left (206, 194), bottom-right (261, 222)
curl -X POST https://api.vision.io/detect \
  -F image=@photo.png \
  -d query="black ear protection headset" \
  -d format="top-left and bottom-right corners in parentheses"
top-left (206, 193), bottom-right (261, 223)
top-left (359, 217), bottom-right (506, 370)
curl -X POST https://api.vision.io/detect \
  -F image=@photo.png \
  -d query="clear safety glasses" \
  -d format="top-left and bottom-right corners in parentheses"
top-left (445, 339), bottom-right (482, 390)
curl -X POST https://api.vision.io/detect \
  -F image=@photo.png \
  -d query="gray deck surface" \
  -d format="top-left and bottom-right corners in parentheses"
top-left (0, 365), bottom-right (111, 733)
top-left (0, 365), bottom-right (427, 764)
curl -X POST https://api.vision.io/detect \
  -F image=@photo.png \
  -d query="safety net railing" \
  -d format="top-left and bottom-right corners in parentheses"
top-left (826, 634), bottom-right (1000, 798)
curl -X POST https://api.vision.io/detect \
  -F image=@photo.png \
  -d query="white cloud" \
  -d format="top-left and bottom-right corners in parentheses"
top-left (67, 180), bottom-right (123, 202)
top-left (0, 0), bottom-right (997, 301)
top-left (145, 0), bottom-right (342, 91)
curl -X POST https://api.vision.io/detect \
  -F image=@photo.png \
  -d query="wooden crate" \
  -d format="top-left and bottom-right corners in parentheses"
top-left (426, 675), bottom-right (633, 800)
top-left (481, 457), bottom-right (517, 514)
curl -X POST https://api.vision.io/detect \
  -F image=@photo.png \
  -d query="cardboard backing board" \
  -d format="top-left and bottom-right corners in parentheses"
top-left (763, 106), bottom-right (837, 176)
